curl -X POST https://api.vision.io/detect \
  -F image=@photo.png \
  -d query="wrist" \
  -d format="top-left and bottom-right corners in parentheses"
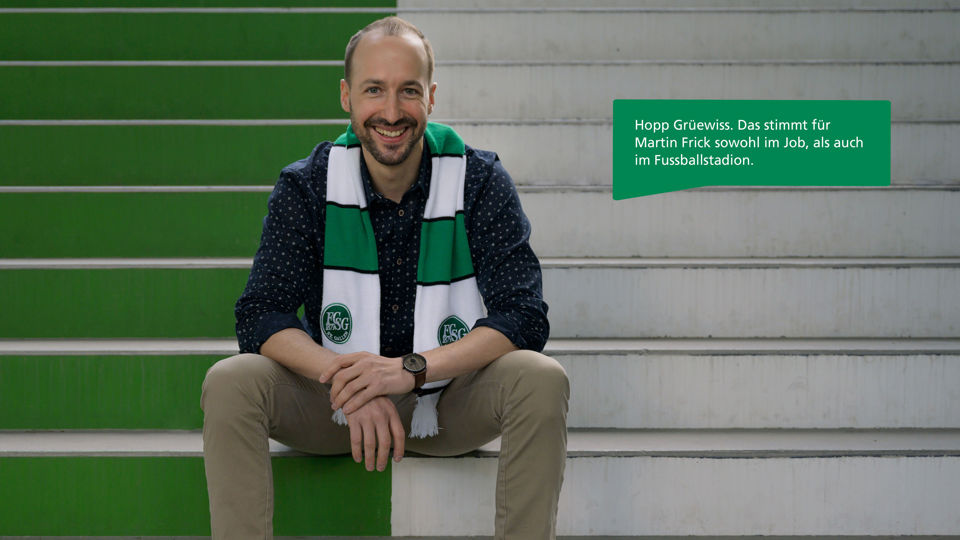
top-left (401, 352), bottom-right (427, 391)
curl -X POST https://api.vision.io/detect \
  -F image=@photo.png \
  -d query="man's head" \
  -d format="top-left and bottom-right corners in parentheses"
top-left (340, 17), bottom-right (436, 168)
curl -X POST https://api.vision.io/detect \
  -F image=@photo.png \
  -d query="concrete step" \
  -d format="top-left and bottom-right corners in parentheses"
top-left (540, 257), bottom-right (960, 338)
top-left (3, 186), bottom-right (957, 258)
top-left (447, 121), bottom-right (960, 186)
top-left (0, 120), bottom-right (955, 187)
top-left (401, 0), bottom-right (960, 8)
top-left (431, 63), bottom-right (959, 121)
top-left (519, 186), bottom-right (960, 257)
top-left (4, 429), bottom-right (958, 536)
top-left (2, 258), bottom-right (958, 339)
top-left (0, 339), bottom-right (960, 429)
top-left (4, 338), bottom-right (957, 430)
top-left (553, 338), bottom-right (960, 429)
top-left (403, 9), bottom-right (960, 61)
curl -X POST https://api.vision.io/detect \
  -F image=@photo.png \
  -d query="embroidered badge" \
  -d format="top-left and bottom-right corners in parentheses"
top-left (321, 303), bottom-right (352, 344)
top-left (437, 315), bottom-right (469, 346)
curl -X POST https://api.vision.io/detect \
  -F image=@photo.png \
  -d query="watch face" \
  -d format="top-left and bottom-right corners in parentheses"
top-left (403, 353), bottom-right (426, 373)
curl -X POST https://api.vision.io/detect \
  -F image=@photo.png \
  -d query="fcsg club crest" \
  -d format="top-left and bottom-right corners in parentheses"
top-left (320, 303), bottom-right (352, 344)
top-left (437, 315), bottom-right (469, 346)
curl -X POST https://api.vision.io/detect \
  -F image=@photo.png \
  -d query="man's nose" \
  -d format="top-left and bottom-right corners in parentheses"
top-left (381, 93), bottom-right (402, 123)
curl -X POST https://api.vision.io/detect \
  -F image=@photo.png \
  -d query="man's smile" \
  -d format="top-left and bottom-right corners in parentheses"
top-left (374, 126), bottom-right (407, 138)
top-left (371, 124), bottom-right (411, 143)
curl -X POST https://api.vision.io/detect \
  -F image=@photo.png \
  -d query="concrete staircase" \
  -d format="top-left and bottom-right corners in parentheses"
top-left (2, 0), bottom-right (959, 537)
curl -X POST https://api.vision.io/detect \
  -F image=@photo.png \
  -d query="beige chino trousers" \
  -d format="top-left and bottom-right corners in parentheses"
top-left (201, 349), bottom-right (569, 540)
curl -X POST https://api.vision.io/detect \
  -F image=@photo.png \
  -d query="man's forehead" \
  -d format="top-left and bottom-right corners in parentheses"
top-left (352, 30), bottom-right (429, 73)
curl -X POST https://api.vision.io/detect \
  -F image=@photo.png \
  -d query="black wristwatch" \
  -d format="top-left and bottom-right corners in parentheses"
top-left (401, 353), bottom-right (427, 392)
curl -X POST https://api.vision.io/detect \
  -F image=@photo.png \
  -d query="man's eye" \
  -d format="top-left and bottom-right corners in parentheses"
top-left (366, 87), bottom-right (380, 94)
top-left (404, 88), bottom-right (421, 96)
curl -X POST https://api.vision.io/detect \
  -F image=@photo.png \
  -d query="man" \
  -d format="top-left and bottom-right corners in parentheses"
top-left (201, 16), bottom-right (569, 540)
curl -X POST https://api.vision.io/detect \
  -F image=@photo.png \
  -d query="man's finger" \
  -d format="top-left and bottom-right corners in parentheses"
top-left (362, 419), bottom-right (377, 472)
top-left (375, 414), bottom-right (391, 472)
top-left (329, 365), bottom-right (363, 405)
top-left (348, 418), bottom-right (363, 464)
top-left (332, 374), bottom-right (369, 410)
top-left (341, 385), bottom-right (377, 415)
top-left (318, 356), bottom-right (349, 383)
top-left (390, 407), bottom-right (405, 462)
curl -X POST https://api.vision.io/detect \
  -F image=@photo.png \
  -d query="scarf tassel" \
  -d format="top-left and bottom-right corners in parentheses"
top-left (330, 391), bottom-right (442, 439)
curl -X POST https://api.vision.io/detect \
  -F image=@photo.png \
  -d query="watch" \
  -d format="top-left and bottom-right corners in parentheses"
top-left (401, 352), bottom-right (427, 391)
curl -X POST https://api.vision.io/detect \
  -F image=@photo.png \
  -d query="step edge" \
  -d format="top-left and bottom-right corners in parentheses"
top-left (3, 337), bottom-right (960, 355)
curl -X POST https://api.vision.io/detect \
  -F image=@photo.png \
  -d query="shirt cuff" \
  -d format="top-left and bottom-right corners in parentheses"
top-left (473, 314), bottom-right (530, 351)
top-left (241, 312), bottom-right (305, 354)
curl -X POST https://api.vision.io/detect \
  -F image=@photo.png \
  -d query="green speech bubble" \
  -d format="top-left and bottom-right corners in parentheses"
top-left (613, 99), bottom-right (890, 199)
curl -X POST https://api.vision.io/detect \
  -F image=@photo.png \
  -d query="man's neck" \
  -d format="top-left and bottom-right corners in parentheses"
top-left (362, 139), bottom-right (424, 203)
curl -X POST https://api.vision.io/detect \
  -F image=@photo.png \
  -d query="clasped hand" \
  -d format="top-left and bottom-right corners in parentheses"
top-left (318, 352), bottom-right (416, 471)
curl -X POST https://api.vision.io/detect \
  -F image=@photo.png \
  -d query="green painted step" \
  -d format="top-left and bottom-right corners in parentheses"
top-left (0, 354), bottom-right (220, 429)
top-left (0, 124), bottom-right (344, 186)
top-left (0, 267), bottom-right (248, 338)
top-left (1, 65), bottom-right (347, 119)
top-left (1, 12), bottom-right (385, 60)
top-left (1, 192), bottom-right (270, 257)
top-left (0, 455), bottom-right (390, 536)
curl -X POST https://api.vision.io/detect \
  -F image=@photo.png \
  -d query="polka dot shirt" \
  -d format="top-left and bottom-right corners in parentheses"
top-left (235, 139), bottom-right (549, 357)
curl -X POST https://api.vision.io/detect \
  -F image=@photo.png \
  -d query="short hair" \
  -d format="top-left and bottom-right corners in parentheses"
top-left (343, 16), bottom-right (435, 85)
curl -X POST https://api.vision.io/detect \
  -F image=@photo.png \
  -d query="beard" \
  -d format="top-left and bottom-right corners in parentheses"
top-left (351, 113), bottom-right (425, 167)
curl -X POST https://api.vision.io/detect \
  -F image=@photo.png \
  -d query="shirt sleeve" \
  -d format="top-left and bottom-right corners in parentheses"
top-left (467, 154), bottom-right (550, 352)
top-left (235, 165), bottom-right (323, 354)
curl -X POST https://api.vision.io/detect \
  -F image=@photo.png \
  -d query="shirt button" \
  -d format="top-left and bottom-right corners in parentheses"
top-left (392, 304), bottom-right (399, 312)
top-left (396, 257), bottom-right (403, 265)
top-left (398, 209), bottom-right (405, 217)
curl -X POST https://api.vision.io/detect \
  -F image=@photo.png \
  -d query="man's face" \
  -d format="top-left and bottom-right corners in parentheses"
top-left (340, 31), bottom-right (435, 167)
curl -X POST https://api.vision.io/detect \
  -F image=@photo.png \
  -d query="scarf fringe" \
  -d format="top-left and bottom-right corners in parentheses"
top-left (410, 392), bottom-right (442, 439)
top-left (330, 392), bottom-right (443, 439)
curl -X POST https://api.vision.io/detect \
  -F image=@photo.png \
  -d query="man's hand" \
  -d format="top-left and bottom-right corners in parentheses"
top-left (345, 396), bottom-right (405, 471)
top-left (319, 351), bottom-right (415, 414)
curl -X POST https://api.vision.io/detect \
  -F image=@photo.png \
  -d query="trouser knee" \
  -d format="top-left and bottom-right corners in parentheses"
top-left (201, 353), bottom-right (278, 417)
top-left (502, 350), bottom-right (570, 420)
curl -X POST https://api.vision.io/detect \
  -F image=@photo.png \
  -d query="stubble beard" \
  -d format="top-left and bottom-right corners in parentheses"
top-left (352, 114), bottom-right (425, 167)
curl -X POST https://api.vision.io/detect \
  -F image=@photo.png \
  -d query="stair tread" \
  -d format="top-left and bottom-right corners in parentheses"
top-left (3, 429), bottom-right (960, 458)
top-left (3, 337), bottom-right (960, 355)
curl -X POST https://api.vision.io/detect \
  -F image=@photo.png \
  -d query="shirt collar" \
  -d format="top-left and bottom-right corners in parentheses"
top-left (359, 138), bottom-right (432, 205)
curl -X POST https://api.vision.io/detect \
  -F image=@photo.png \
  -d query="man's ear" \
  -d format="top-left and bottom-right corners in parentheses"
top-left (427, 82), bottom-right (437, 115)
top-left (340, 79), bottom-right (351, 113)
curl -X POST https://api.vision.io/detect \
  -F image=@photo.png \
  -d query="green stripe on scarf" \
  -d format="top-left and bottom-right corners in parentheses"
top-left (417, 213), bottom-right (474, 284)
top-left (324, 204), bottom-right (378, 272)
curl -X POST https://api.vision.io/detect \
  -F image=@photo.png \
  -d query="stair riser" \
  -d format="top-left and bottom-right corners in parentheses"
top-left (434, 64), bottom-right (959, 121)
top-left (405, 11), bottom-right (960, 61)
top-left (559, 352), bottom-right (960, 429)
top-left (5, 188), bottom-right (958, 258)
top-left (0, 455), bottom-right (389, 536)
top-left (521, 188), bottom-right (960, 257)
top-left (393, 455), bottom-right (960, 536)
top-left (2, 265), bottom-right (957, 338)
top-left (6, 351), bottom-right (956, 430)
top-left (545, 265), bottom-right (960, 338)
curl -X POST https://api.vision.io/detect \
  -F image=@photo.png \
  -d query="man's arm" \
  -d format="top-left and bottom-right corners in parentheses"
top-left (236, 158), bottom-right (348, 382)
top-left (323, 326), bottom-right (516, 414)
top-left (260, 328), bottom-right (336, 380)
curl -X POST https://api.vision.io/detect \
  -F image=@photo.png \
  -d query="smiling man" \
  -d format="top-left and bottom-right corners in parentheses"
top-left (200, 16), bottom-right (569, 540)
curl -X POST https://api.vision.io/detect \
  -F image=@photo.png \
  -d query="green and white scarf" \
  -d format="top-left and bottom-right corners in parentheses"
top-left (321, 122), bottom-right (486, 438)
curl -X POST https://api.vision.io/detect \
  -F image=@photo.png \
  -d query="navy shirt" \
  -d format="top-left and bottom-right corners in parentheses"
top-left (235, 138), bottom-right (549, 357)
